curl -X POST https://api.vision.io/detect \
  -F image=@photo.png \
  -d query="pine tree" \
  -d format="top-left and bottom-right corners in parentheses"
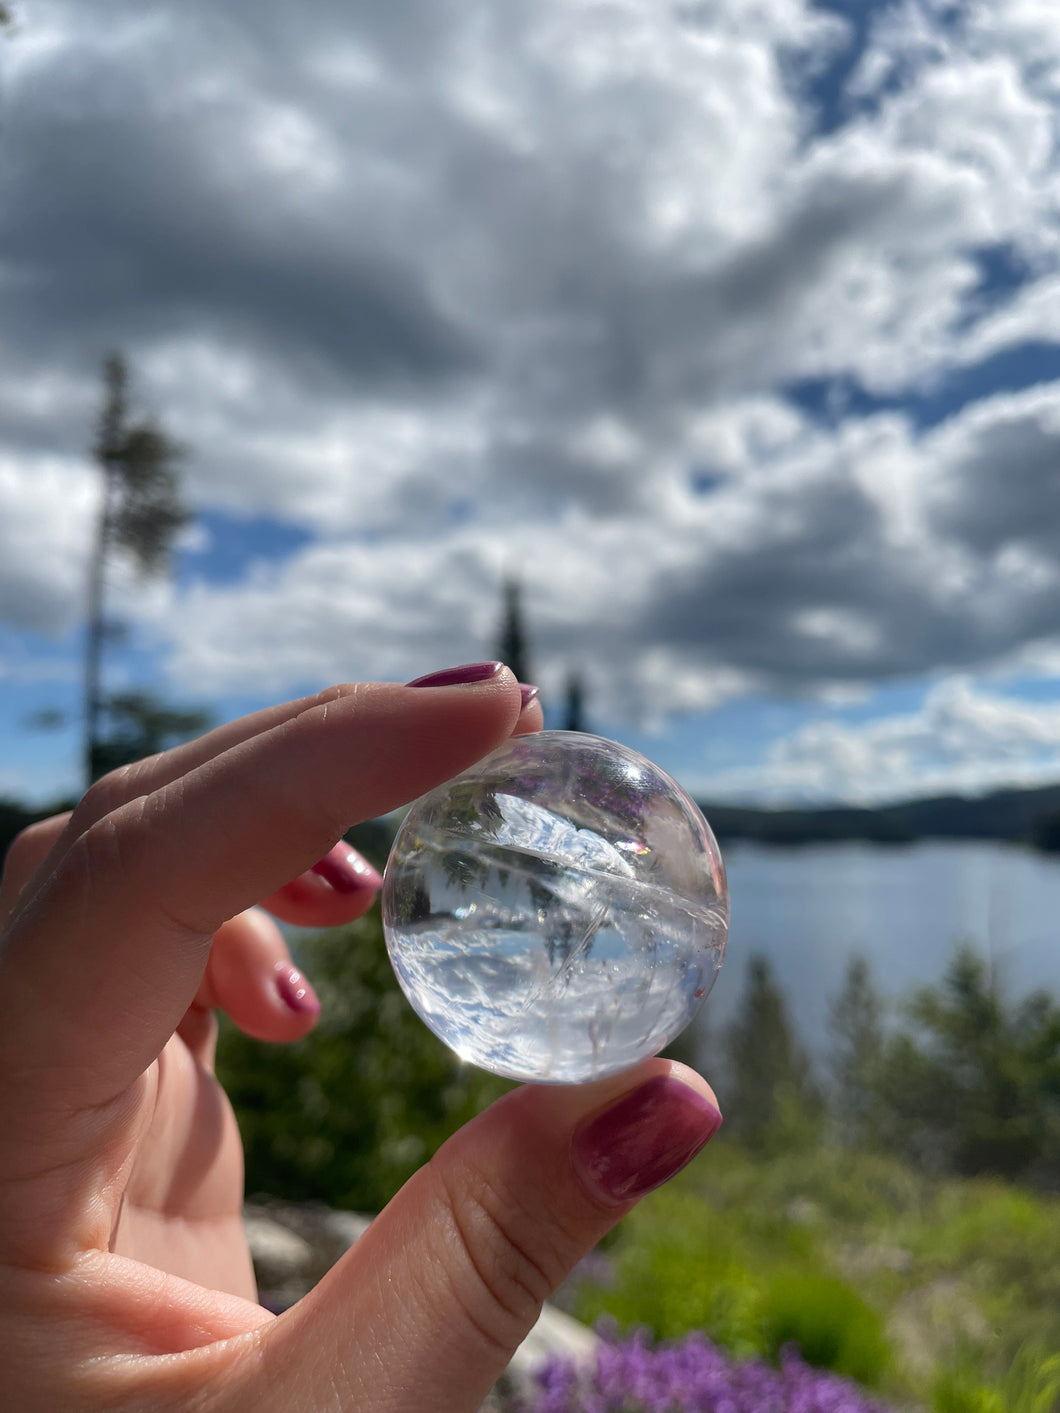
top-left (828, 955), bottom-right (885, 1149)
top-left (563, 670), bottom-right (588, 732)
top-left (876, 945), bottom-right (1060, 1179)
top-left (495, 576), bottom-right (531, 684)
top-left (724, 955), bottom-right (821, 1152)
top-left (84, 354), bottom-right (189, 784)
top-left (88, 692), bottom-right (213, 778)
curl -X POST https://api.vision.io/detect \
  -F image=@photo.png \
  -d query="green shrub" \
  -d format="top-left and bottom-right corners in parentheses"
top-left (759, 1272), bottom-right (890, 1387)
top-left (574, 1184), bottom-right (892, 1385)
top-left (933, 1344), bottom-right (1060, 1413)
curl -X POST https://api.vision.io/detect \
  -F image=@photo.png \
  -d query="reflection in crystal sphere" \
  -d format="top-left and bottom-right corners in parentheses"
top-left (382, 731), bottom-right (729, 1083)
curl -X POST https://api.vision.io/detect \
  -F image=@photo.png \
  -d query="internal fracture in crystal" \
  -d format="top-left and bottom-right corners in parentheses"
top-left (382, 731), bottom-right (729, 1084)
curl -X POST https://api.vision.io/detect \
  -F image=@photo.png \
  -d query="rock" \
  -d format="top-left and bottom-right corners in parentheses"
top-left (488, 1303), bottom-right (600, 1409)
top-left (244, 1200), bottom-right (374, 1306)
top-left (243, 1201), bottom-right (599, 1409)
top-left (509, 1303), bottom-right (600, 1384)
top-left (243, 1212), bottom-right (314, 1290)
top-left (323, 1209), bottom-right (373, 1249)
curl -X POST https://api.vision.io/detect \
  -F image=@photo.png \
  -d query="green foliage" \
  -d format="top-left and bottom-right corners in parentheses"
top-left (829, 955), bottom-right (887, 1150)
top-left (93, 353), bottom-right (189, 577)
top-left (574, 1145), bottom-right (1060, 1410)
top-left (1031, 809), bottom-right (1060, 854)
top-left (933, 1344), bottom-right (1060, 1413)
top-left (563, 671), bottom-right (588, 732)
top-left (495, 575), bottom-right (532, 684)
top-left (85, 354), bottom-right (191, 785)
top-left (574, 1176), bottom-right (890, 1385)
top-left (217, 909), bottom-right (509, 1212)
top-left (874, 946), bottom-right (1060, 1180)
top-left (722, 955), bottom-right (823, 1153)
top-left (91, 691), bottom-right (212, 776)
top-left (759, 1273), bottom-right (890, 1386)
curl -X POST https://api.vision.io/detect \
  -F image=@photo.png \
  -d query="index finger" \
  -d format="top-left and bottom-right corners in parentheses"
top-left (0, 672), bottom-right (523, 1126)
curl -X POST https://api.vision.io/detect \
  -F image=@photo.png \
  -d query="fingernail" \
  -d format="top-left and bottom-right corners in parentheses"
top-left (275, 963), bottom-right (321, 1017)
top-left (406, 661), bottom-right (504, 688)
top-left (519, 683), bottom-right (540, 710)
top-left (312, 844), bottom-right (383, 894)
top-left (570, 1075), bottom-right (722, 1204)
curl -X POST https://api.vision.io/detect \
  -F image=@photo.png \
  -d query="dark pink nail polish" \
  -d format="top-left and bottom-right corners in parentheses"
top-left (312, 845), bottom-right (383, 894)
top-left (519, 684), bottom-right (540, 710)
top-left (275, 964), bottom-right (321, 1017)
top-left (406, 661), bottom-right (504, 688)
top-left (571, 1076), bottom-right (722, 1204)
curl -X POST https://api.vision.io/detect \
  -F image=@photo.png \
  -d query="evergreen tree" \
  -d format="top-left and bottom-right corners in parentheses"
top-left (828, 955), bottom-right (886, 1149)
top-left (495, 576), bottom-right (531, 684)
top-left (85, 354), bottom-right (189, 784)
top-left (88, 691), bottom-right (213, 777)
top-left (723, 955), bottom-right (821, 1152)
top-left (563, 670), bottom-right (588, 732)
top-left (876, 945), bottom-right (1060, 1179)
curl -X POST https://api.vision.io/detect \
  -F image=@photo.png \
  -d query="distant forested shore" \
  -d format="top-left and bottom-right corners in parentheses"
top-left (699, 780), bottom-right (1060, 849)
top-left (11, 776), bottom-right (1060, 865)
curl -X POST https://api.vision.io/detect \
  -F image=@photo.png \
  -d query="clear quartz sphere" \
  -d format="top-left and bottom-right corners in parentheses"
top-left (382, 731), bottom-right (729, 1084)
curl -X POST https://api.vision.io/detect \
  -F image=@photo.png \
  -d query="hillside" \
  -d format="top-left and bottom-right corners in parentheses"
top-left (698, 782), bottom-right (1060, 847)
top-left (8, 777), bottom-right (1060, 867)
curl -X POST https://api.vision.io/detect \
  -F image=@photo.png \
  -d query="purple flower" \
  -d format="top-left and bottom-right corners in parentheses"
top-left (516, 1330), bottom-right (894, 1413)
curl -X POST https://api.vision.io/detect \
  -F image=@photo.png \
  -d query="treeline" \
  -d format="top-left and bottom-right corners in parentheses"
top-left (700, 782), bottom-right (1060, 848)
top-left (217, 900), bottom-right (1060, 1212)
top-left (719, 947), bottom-right (1060, 1187)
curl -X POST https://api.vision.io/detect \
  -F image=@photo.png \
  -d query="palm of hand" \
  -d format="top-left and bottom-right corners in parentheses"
top-left (108, 1027), bottom-right (257, 1309)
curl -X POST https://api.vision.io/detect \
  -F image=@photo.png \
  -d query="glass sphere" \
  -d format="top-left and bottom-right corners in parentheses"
top-left (382, 731), bottom-right (729, 1084)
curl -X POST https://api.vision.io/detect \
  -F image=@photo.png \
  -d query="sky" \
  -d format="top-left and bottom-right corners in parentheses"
top-left (7, 0), bottom-right (1060, 807)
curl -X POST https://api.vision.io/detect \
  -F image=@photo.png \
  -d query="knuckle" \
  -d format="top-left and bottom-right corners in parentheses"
top-left (438, 1161), bottom-right (558, 1350)
top-left (2, 818), bottom-right (56, 883)
top-left (63, 810), bottom-right (128, 893)
top-left (72, 768), bottom-right (131, 829)
top-left (70, 759), bottom-right (156, 834)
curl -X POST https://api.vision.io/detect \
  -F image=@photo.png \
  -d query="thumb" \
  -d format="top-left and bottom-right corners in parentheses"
top-left (243, 1059), bottom-right (721, 1413)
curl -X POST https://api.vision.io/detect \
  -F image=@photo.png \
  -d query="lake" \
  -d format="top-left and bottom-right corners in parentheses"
top-left (698, 839), bottom-right (1060, 1058)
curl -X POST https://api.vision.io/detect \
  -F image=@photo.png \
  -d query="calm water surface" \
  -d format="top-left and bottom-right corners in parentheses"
top-left (699, 840), bottom-right (1060, 1054)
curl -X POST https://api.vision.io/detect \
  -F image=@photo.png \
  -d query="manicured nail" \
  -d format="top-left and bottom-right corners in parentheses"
top-left (519, 683), bottom-right (540, 710)
top-left (406, 661), bottom-right (504, 688)
top-left (312, 844), bottom-right (383, 894)
top-left (570, 1075), bottom-right (722, 1204)
top-left (275, 963), bottom-right (321, 1018)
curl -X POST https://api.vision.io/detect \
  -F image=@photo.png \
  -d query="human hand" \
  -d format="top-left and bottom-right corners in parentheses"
top-left (0, 664), bottom-right (721, 1412)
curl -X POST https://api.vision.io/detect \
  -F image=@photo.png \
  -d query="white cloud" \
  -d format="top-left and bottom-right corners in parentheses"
top-left (8, 0), bottom-right (1060, 785)
top-left (703, 679), bottom-right (1060, 804)
top-left (0, 452), bottom-right (95, 632)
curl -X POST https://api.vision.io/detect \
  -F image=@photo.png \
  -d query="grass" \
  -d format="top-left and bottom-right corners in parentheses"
top-left (570, 1136), bottom-right (1060, 1409)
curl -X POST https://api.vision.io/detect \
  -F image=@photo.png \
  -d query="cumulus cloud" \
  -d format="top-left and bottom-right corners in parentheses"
top-left (6, 0), bottom-right (1060, 752)
top-left (702, 679), bottom-right (1060, 804)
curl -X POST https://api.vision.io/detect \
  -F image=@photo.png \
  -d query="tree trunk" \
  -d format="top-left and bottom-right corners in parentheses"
top-left (83, 468), bottom-right (116, 787)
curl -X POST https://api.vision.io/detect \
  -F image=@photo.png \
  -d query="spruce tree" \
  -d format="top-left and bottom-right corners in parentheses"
top-left (724, 955), bottom-right (820, 1152)
top-left (828, 955), bottom-right (885, 1149)
top-left (876, 945), bottom-right (1060, 1179)
top-left (84, 354), bottom-right (189, 784)
top-left (563, 670), bottom-right (587, 732)
top-left (495, 577), bottom-right (531, 684)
